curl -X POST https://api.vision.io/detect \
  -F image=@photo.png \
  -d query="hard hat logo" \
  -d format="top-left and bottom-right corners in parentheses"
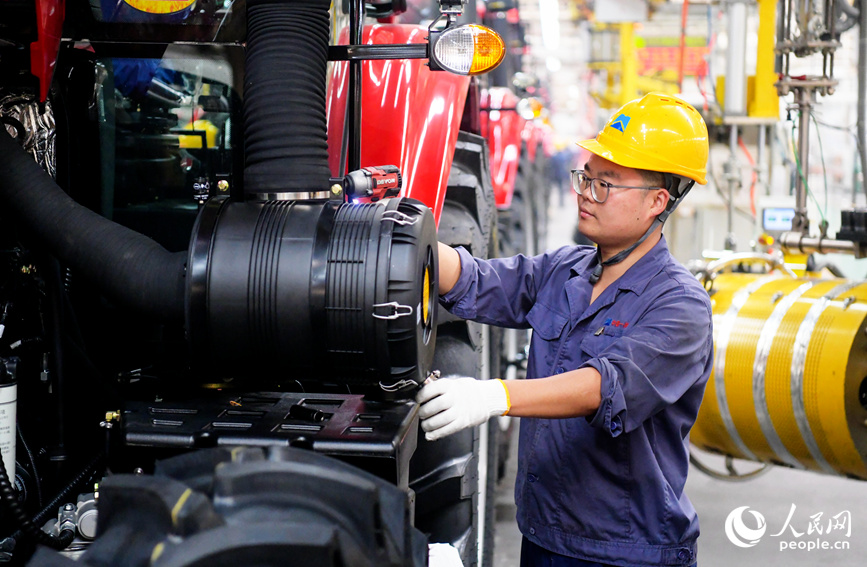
top-left (608, 114), bottom-right (631, 133)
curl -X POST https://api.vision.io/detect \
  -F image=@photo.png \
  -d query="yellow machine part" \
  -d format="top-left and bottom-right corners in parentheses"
top-left (691, 273), bottom-right (867, 479)
top-left (178, 120), bottom-right (219, 149)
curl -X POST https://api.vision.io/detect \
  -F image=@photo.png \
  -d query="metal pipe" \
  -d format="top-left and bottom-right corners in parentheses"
top-left (779, 231), bottom-right (862, 256)
top-left (756, 124), bottom-right (766, 232)
top-left (704, 251), bottom-right (797, 278)
top-left (724, 1), bottom-right (748, 116)
top-left (348, 0), bottom-right (364, 171)
top-left (858, 0), bottom-right (867, 201)
top-left (792, 87), bottom-right (811, 233)
top-left (725, 125), bottom-right (739, 250)
top-left (782, 0), bottom-right (793, 76)
top-left (757, 124), bottom-right (766, 192)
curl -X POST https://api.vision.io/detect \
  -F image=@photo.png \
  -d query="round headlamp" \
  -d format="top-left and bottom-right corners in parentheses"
top-left (432, 24), bottom-right (505, 76)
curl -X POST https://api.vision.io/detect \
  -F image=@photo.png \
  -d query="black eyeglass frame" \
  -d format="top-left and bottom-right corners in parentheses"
top-left (570, 169), bottom-right (666, 204)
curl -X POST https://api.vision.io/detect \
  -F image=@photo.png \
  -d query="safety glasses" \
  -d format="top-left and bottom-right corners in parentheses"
top-left (570, 170), bottom-right (665, 204)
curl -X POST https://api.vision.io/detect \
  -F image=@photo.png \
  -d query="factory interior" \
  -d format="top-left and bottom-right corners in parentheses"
top-left (496, 0), bottom-right (867, 564)
top-left (2, 0), bottom-right (867, 564)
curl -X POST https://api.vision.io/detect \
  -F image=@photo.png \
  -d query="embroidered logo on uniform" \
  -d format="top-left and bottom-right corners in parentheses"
top-left (604, 318), bottom-right (629, 328)
top-left (609, 114), bottom-right (631, 132)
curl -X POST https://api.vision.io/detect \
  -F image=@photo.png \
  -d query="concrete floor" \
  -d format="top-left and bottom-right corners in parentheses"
top-left (494, 442), bottom-right (867, 566)
top-left (491, 198), bottom-right (867, 566)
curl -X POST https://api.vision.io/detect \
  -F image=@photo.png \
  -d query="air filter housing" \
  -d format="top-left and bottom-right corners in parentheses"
top-left (186, 197), bottom-right (437, 391)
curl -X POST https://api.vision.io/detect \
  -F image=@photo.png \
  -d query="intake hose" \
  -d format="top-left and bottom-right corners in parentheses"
top-left (243, 0), bottom-right (333, 195)
top-left (0, 132), bottom-right (187, 322)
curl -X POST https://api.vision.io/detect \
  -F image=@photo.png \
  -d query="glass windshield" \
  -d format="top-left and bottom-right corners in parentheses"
top-left (90, 46), bottom-right (242, 249)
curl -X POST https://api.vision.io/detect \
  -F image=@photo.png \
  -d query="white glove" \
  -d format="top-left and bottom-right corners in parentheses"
top-left (416, 376), bottom-right (510, 441)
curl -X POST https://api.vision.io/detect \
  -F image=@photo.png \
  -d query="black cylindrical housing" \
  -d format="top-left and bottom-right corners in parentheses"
top-left (187, 197), bottom-right (437, 388)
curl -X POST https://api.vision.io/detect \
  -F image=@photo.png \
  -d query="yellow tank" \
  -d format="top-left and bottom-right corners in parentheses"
top-left (691, 272), bottom-right (867, 479)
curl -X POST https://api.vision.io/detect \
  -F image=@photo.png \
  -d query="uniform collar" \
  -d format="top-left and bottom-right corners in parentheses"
top-left (567, 246), bottom-right (598, 280)
top-left (568, 236), bottom-right (670, 297)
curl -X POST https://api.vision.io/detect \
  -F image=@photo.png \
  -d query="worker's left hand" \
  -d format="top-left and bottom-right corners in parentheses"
top-left (416, 376), bottom-right (509, 441)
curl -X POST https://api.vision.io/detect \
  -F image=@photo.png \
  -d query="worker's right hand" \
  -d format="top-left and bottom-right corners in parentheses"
top-left (415, 376), bottom-right (510, 441)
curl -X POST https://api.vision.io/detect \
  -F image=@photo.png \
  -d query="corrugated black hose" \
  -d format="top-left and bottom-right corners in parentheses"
top-left (243, 0), bottom-right (333, 194)
top-left (0, 132), bottom-right (186, 322)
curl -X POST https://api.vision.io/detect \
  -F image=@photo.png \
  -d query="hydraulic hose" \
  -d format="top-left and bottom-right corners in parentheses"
top-left (0, 132), bottom-right (186, 322)
top-left (244, 0), bottom-right (333, 195)
top-left (1, 452), bottom-right (103, 556)
top-left (0, 456), bottom-right (75, 552)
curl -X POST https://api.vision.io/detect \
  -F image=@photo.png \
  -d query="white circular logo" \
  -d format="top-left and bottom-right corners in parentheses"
top-left (725, 506), bottom-right (767, 548)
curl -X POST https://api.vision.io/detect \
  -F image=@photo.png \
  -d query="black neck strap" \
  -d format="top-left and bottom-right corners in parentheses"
top-left (588, 218), bottom-right (661, 284)
top-left (587, 176), bottom-right (695, 285)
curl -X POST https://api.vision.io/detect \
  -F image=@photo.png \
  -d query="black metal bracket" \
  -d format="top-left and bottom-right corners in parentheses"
top-left (328, 44), bottom-right (428, 61)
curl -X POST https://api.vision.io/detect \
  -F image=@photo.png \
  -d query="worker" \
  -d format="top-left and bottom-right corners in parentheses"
top-left (417, 93), bottom-right (713, 567)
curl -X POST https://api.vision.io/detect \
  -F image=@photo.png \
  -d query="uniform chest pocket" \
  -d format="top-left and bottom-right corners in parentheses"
top-left (526, 302), bottom-right (569, 341)
top-left (580, 325), bottom-right (625, 358)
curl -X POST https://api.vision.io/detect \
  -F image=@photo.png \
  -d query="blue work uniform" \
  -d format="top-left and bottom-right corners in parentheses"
top-left (440, 236), bottom-right (713, 566)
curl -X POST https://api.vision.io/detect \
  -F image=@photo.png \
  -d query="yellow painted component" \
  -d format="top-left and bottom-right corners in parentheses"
top-left (692, 273), bottom-right (773, 459)
top-left (151, 542), bottom-right (166, 563)
top-left (715, 76), bottom-right (725, 112)
top-left (748, 0), bottom-right (779, 117)
top-left (782, 252), bottom-right (809, 276)
top-left (171, 488), bottom-right (194, 527)
top-left (724, 277), bottom-right (808, 459)
top-left (635, 75), bottom-right (678, 97)
top-left (805, 285), bottom-right (867, 477)
top-left (764, 280), bottom-right (842, 469)
top-left (179, 120), bottom-right (219, 149)
top-left (422, 264), bottom-right (431, 326)
top-left (692, 274), bottom-right (867, 479)
top-left (618, 23), bottom-right (637, 107)
top-left (123, 0), bottom-right (194, 14)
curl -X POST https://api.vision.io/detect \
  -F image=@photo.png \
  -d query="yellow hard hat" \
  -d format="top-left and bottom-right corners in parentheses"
top-left (577, 92), bottom-right (708, 185)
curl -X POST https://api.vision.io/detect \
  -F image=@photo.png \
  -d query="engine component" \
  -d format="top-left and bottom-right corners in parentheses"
top-left (691, 273), bottom-right (867, 479)
top-left (121, 391), bottom-right (419, 488)
top-left (27, 447), bottom-right (427, 567)
top-left (186, 196), bottom-right (437, 390)
top-left (75, 493), bottom-right (98, 540)
top-left (0, 358), bottom-right (16, 481)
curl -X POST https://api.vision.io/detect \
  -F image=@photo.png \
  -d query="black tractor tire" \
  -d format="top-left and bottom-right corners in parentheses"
top-left (530, 145), bottom-right (550, 249)
top-left (507, 183), bottom-right (537, 258)
top-left (410, 165), bottom-right (498, 567)
top-left (411, 334), bottom-right (498, 567)
top-left (27, 447), bottom-right (427, 567)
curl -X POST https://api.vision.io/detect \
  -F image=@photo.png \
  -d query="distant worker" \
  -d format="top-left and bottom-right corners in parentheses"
top-left (417, 93), bottom-right (713, 567)
top-left (547, 141), bottom-right (576, 207)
